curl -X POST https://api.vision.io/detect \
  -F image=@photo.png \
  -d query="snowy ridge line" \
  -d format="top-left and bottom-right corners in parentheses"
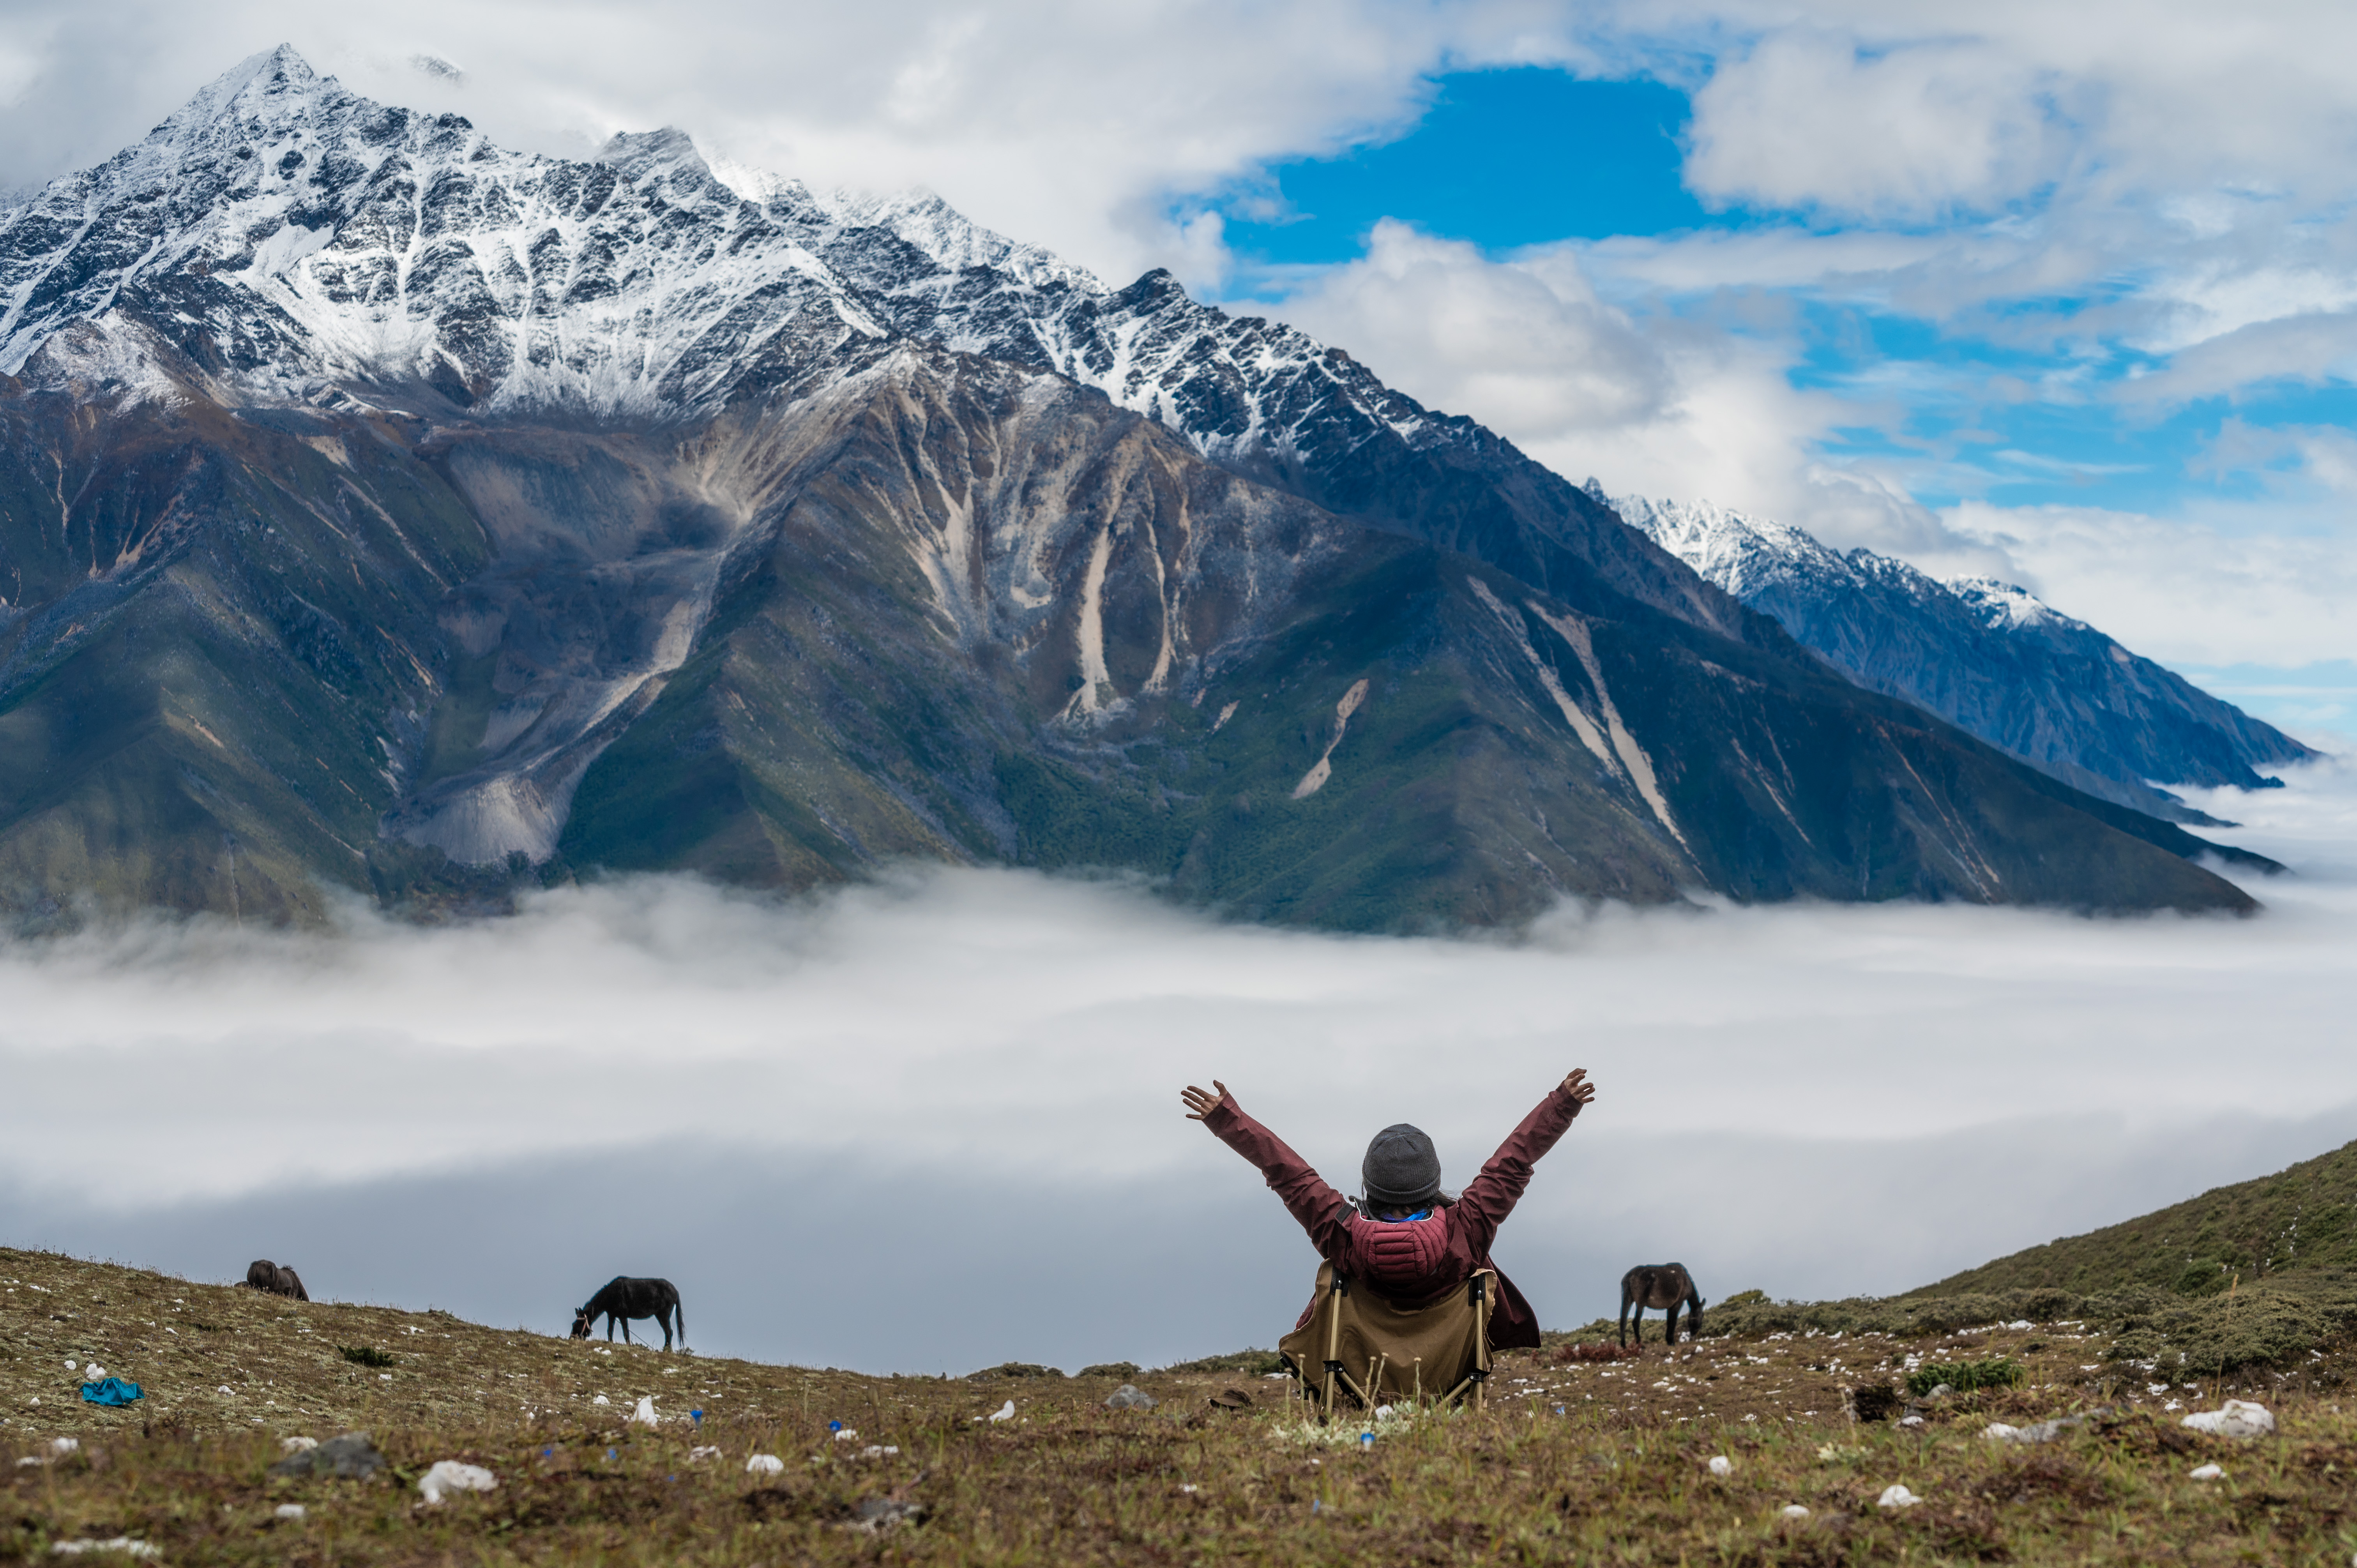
top-left (0, 46), bottom-right (885, 415)
top-left (1599, 485), bottom-right (2320, 805)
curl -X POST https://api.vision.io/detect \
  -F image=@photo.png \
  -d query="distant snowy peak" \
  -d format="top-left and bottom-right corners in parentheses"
top-left (1595, 484), bottom-right (2316, 803)
top-left (1599, 488), bottom-right (1855, 601)
top-left (1946, 576), bottom-right (2085, 636)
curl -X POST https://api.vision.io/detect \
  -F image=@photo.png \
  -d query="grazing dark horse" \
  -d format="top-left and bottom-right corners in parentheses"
top-left (572, 1277), bottom-right (685, 1350)
top-left (1619, 1263), bottom-right (1704, 1347)
top-left (244, 1259), bottom-right (309, 1300)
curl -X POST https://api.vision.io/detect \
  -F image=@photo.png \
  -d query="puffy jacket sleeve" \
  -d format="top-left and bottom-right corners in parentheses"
top-left (1202, 1093), bottom-right (1353, 1262)
top-left (1449, 1084), bottom-right (1582, 1259)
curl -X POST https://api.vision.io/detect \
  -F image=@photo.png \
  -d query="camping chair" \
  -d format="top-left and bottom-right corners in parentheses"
top-left (1277, 1261), bottom-right (1494, 1420)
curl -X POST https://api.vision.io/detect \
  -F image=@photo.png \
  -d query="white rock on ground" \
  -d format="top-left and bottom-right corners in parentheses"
top-left (1708, 1455), bottom-right (1733, 1477)
top-left (417, 1461), bottom-right (497, 1505)
top-left (2182, 1400), bottom-right (2274, 1437)
top-left (279, 1436), bottom-right (317, 1454)
top-left (1781, 1505), bottom-right (1811, 1519)
top-left (1877, 1485), bottom-right (1922, 1509)
top-left (274, 1504), bottom-right (306, 1520)
top-left (744, 1454), bottom-right (785, 1476)
top-left (631, 1397), bottom-right (659, 1427)
top-left (988, 1400), bottom-right (1016, 1423)
top-left (2190, 1463), bottom-right (2225, 1480)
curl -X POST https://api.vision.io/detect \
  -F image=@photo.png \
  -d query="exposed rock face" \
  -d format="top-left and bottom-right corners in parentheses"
top-left (0, 48), bottom-right (2270, 927)
top-left (750, 182), bottom-right (1762, 648)
top-left (1606, 490), bottom-right (2319, 823)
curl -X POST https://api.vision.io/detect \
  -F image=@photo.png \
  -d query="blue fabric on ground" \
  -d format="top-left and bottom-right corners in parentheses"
top-left (81, 1377), bottom-right (143, 1406)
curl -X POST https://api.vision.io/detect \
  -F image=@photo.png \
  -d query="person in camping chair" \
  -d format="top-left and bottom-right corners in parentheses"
top-left (1179, 1070), bottom-right (1594, 1350)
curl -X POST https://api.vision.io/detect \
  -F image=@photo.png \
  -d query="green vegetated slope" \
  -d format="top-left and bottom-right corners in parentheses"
top-left (1918, 1137), bottom-right (2357, 1299)
top-left (1624, 1137), bottom-right (2357, 1380)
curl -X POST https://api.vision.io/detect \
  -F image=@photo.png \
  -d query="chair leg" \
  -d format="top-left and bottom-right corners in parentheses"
top-left (1319, 1271), bottom-right (1346, 1425)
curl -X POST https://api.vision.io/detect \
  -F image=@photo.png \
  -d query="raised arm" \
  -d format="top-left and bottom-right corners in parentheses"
top-left (1451, 1069), bottom-right (1595, 1256)
top-left (1182, 1081), bottom-right (1352, 1257)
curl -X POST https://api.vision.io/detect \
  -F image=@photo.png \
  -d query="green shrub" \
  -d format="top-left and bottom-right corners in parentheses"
top-left (968, 1361), bottom-right (1064, 1379)
top-left (338, 1345), bottom-right (395, 1368)
top-left (1155, 1349), bottom-right (1285, 1377)
top-left (1907, 1356), bottom-right (2024, 1396)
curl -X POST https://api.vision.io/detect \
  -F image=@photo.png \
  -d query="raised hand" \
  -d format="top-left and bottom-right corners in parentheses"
top-left (1181, 1081), bottom-right (1229, 1121)
top-left (1560, 1068), bottom-right (1596, 1114)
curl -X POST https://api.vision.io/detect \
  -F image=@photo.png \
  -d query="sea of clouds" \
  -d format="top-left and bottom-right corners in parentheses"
top-left (2, 756), bottom-right (2352, 1373)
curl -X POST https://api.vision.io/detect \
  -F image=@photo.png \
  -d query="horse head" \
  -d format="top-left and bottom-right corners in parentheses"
top-left (570, 1308), bottom-right (593, 1340)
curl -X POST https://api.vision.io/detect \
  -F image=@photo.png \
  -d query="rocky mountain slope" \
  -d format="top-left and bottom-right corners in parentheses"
top-left (1606, 492), bottom-right (2320, 824)
top-left (0, 48), bottom-right (2267, 927)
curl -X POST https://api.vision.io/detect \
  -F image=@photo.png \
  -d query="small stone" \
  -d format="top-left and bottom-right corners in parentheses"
top-left (2189, 1462), bottom-right (2224, 1480)
top-left (274, 1504), bottom-right (306, 1520)
top-left (1104, 1384), bottom-right (1157, 1411)
top-left (744, 1453), bottom-right (785, 1476)
top-left (1876, 1484), bottom-right (1921, 1509)
top-left (279, 1436), bottom-right (318, 1455)
top-left (1927, 1383), bottom-right (1954, 1399)
top-left (1707, 1455), bottom-right (1732, 1477)
top-left (851, 1497), bottom-right (923, 1533)
top-left (269, 1432), bottom-right (383, 1480)
top-left (1781, 1504), bottom-right (1810, 1519)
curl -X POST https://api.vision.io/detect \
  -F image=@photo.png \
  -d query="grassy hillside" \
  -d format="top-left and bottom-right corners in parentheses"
top-left (10, 1245), bottom-right (2357, 1564)
top-left (1916, 1138), bottom-right (2357, 1299)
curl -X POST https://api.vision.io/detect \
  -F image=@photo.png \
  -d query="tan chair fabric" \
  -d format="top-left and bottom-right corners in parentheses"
top-left (1278, 1261), bottom-right (1493, 1414)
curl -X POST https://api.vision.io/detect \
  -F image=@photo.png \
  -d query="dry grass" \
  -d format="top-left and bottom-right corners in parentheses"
top-left (10, 1246), bottom-right (2357, 1564)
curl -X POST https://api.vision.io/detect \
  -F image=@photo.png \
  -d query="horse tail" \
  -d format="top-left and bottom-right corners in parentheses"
top-left (674, 1290), bottom-right (686, 1349)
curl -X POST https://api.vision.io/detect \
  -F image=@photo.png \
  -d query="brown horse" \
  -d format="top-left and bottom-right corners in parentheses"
top-left (1618, 1263), bottom-right (1704, 1346)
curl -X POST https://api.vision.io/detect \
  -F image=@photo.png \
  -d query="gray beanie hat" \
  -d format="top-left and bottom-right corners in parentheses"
top-left (1362, 1123), bottom-right (1442, 1209)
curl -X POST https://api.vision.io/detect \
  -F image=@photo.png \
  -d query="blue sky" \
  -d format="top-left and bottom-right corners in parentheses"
top-left (1219, 69), bottom-right (1712, 262)
top-left (1214, 66), bottom-right (2349, 522)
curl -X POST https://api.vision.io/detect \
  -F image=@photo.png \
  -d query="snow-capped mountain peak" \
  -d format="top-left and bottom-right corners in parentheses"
top-left (1600, 485), bottom-right (2315, 806)
top-left (1945, 576), bottom-right (2084, 635)
top-left (0, 48), bottom-right (886, 412)
top-left (1597, 487), bottom-right (1860, 602)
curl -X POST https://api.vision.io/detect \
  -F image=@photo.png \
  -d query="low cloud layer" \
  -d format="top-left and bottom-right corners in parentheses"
top-left (3, 761), bottom-right (2353, 1372)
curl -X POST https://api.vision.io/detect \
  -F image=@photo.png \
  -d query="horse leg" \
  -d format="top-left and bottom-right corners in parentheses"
top-left (661, 1310), bottom-right (674, 1352)
top-left (1618, 1294), bottom-right (1630, 1348)
top-left (1665, 1298), bottom-right (1681, 1346)
top-left (606, 1315), bottom-right (615, 1343)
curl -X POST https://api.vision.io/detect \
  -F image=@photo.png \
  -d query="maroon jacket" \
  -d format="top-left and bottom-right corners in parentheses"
top-left (1202, 1084), bottom-right (1583, 1350)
